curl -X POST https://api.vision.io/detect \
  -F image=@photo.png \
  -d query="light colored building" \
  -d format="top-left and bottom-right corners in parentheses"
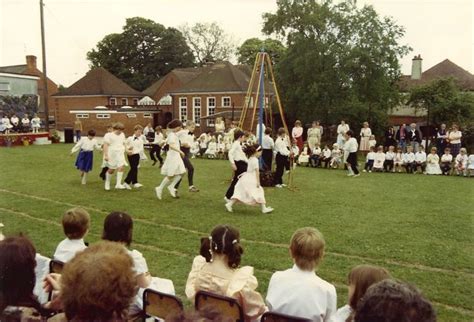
top-left (0, 72), bottom-right (38, 97)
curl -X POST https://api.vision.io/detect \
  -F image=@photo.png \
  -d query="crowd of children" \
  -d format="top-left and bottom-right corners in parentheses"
top-left (0, 113), bottom-right (42, 134)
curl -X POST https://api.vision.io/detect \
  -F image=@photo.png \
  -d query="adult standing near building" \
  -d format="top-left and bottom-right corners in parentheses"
top-left (359, 122), bottom-right (372, 153)
top-left (74, 118), bottom-right (83, 143)
top-left (436, 124), bottom-right (448, 157)
top-left (337, 120), bottom-right (350, 147)
top-left (384, 126), bottom-right (397, 149)
top-left (307, 121), bottom-right (322, 151)
top-left (292, 120), bottom-right (304, 152)
top-left (448, 123), bottom-right (462, 158)
top-left (175, 121), bottom-right (199, 193)
top-left (396, 124), bottom-right (408, 152)
top-left (407, 123), bottom-right (422, 152)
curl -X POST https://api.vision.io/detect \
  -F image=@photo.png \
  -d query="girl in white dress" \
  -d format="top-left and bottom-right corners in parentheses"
top-left (467, 154), bottom-right (474, 177)
top-left (426, 147), bottom-right (442, 175)
top-left (337, 120), bottom-right (350, 147)
top-left (226, 144), bottom-right (273, 214)
top-left (155, 119), bottom-right (186, 200)
top-left (31, 114), bottom-right (41, 133)
top-left (455, 148), bottom-right (468, 176)
top-left (103, 122), bottom-right (127, 190)
top-left (393, 147), bottom-right (403, 173)
top-left (334, 265), bottom-right (391, 322)
top-left (298, 143), bottom-right (310, 166)
top-left (205, 137), bottom-right (217, 159)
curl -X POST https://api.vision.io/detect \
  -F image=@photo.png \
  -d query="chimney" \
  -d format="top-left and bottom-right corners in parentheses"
top-left (411, 54), bottom-right (422, 80)
top-left (26, 55), bottom-right (37, 70)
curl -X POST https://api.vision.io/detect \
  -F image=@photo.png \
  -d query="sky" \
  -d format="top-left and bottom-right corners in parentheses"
top-left (1, 0), bottom-right (472, 87)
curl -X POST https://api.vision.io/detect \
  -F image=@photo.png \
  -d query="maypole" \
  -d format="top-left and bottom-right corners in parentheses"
top-left (257, 52), bottom-right (265, 146)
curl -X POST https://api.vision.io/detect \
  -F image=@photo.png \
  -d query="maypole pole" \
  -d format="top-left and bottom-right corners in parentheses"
top-left (257, 51), bottom-right (265, 146)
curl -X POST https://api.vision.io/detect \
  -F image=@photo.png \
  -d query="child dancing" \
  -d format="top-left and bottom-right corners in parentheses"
top-left (70, 129), bottom-right (101, 185)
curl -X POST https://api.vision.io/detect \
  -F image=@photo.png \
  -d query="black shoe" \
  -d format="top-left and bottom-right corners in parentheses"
top-left (99, 172), bottom-right (105, 180)
top-left (152, 161), bottom-right (157, 166)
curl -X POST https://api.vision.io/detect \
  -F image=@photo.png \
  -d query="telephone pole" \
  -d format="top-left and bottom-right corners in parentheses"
top-left (40, 0), bottom-right (50, 132)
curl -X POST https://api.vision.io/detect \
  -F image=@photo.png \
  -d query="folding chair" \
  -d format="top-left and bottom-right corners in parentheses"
top-left (195, 290), bottom-right (244, 322)
top-left (142, 289), bottom-right (184, 321)
top-left (261, 311), bottom-right (312, 322)
top-left (49, 259), bottom-right (65, 274)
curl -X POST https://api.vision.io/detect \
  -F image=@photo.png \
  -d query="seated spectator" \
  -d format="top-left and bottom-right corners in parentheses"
top-left (455, 148), bottom-right (468, 176)
top-left (384, 145), bottom-right (395, 172)
top-left (426, 147), bottom-right (442, 175)
top-left (354, 279), bottom-right (436, 322)
top-left (440, 148), bottom-right (453, 175)
top-left (102, 211), bottom-right (175, 315)
top-left (53, 207), bottom-right (90, 263)
top-left (44, 241), bottom-right (137, 321)
top-left (330, 143), bottom-right (342, 169)
top-left (372, 146), bottom-right (385, 172)
top-left (298, 143), bottom-right (310, 166)
top-left (403, 146), bottom-right (416, 174)
top-left (363, 146), bottom-right (376, 172)
top-left (334, 265), bottom-right (391, 322)
top-left (205, 137), bottom-right (218, 159)
top-left (310, 143), bottom-right (322, 167)
top-left (321, 145), bottom-right (332, 168)
top-left (393, 147), bottom-right (403, 173)
top-left (415, 145), bottom-right (427, 174)
top-left (467, 153), bottom-right (474, 177)
top-left (266, 227), bottom-right (336, 322)
top-left (185, 224), bottom-right (267, 322)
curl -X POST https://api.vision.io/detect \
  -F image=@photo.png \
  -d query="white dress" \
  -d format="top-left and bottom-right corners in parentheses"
top-left (161, 131), bottom-right (186, 176)
top-left (426, 154), bottom-right (442, 175)
top-left (359, 128), bottom-right (372, 151)
top-left (298, 147), bottom-right (309, 163)
top-left (103, 132), bottom-right (127, 169)
top-left (232, 157), bottom-right (266, 205)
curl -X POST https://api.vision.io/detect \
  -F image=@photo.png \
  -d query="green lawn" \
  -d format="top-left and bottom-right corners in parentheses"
top-left (0, 144), bottom-right (473, 321)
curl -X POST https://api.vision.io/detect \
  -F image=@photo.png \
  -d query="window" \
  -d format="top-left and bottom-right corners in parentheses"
top-left (207, 97), bottom-right (216, 126)
top-left (133, 98), bottom-right (139, 105)
top-left (222, 96), bottom-right (231, 108)
top-left (143, 113), bottom-right (152, 118)
top-left (126, 113), bottom-right (136, 118)
top-left (0, 82), bottom-right (10, 91)
top-left (109, 98), bottom-right (117, 106)
top-left (76, 113), bottom-right (89, 119)
top-left (179, 97), bottom-right (187, 123)
top-left (121, 98), bottom-right (128, 105)
top-left (96, 113), bottom-right (111, 119)
top-left (193, 97), bottom-right (201, 125)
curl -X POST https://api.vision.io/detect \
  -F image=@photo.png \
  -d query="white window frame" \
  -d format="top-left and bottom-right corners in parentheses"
top-left (133, 98), bottom-right (139, 105)
top-left (121, 98), bottom-right (128, 105)
top-left (96, 113), bottom-right (111, 119)
top-left (179, 97), bottom-right (187, 123)
top-left (222, 96), bottom-right (231, 108)
top-left (207, 97), bottom-right (216, 126)
top-left (76, 113), bottom-right (89, 119)
top-left (126, 113), bottom-right (136, 118)
top-left (109, 97), bottom-right (117, 106)
top-left (193, 97), bottom-right (201, 126)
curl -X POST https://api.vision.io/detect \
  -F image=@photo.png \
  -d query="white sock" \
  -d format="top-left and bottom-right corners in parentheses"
top-left (169, 175), bottom-right (182, 188)
top-left (158, 177), bottom-right (171, 189)
top-left (105, 172), bottom-right (111, 185)
top-left (116, 171), bottom-right (123, 185)
top-left (348, 167), bottom-right (354, 175)
top-left (261, 204), bottom-right (267, 210)
top-left (81, 173), bottom-right (87, 184)
top-left (228, 199), bottom-right (236, 206)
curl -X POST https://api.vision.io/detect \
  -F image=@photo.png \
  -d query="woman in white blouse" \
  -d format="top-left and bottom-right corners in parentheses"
top-left (292, 120), bottom-right (304, 153)
top-left (337, 120), bottom-right (350, 147)
top-left (307, 121), bottom-right (322, 151)
top-left (359, 122), bottom-right (372, 153)
top-left (448, 123), bottom-right (462, 158)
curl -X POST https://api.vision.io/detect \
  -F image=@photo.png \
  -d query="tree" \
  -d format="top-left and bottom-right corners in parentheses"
top-left (237, 38), bottom-right (286, 67)
top-left (262, 0), bottom-right (411, 136)
top-left (87, 17), bottom-right (194, 91)
top-left (179, 22), bottom-right (235, 65)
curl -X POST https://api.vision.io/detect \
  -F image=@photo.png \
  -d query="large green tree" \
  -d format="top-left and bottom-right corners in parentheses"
top-left (237, 38), bottom-right (286, 67)
top-left (262, 0), bottom-right (411, 135)
top-left (87, 17), bottom-right (194, 91)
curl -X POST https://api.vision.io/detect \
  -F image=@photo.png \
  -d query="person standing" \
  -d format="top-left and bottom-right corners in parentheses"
top-left (123, 125), bottom-right (145, 190)
top-left (344, 130), bottom-right (360, 177)
top-left (384, 126), bottom-right (397, 149)
top-left (175, 121), bottom-right (199, 193)
top-left (407, 123), bottom-right (422, 152)
top-left (150, 126), bottom-right (164, 167)
top-left (102, 122), bottom-right (127, 190)
top-left (435, 124), bottom-right (448, 157)
top-left (274, 128), bottom-right (290, 188)
top-left (74, 118), bottom-right (83, 142)
top-left (292, 120), bottom-right (304, 152)
top-left (448, 123), bottom-right (462, 158)
top-left (261, 127), bottom-right (275, 171)
top-left (31, 114), bottom-right (41, 133)
top-left (307, 121), bottom-right (322, 152)
top-left (337, 120), bottom-right (350, 147)
top-left (224, 130), bottom-right (248, 201)
top-left (359, 122), bottom-right (372, 153)
top-left (396, 124), bottom-right (408, 152)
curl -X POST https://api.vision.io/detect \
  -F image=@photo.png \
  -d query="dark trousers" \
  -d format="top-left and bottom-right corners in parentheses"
top-left (75, 130), bottom-right (81, 142)
top-left (274, 153), bottom-right (289, 185)
top-left (225, 160), bottom-right (247, 199)
top-left (415, 162), bottom-right (426, 172)
top-left (347, 152), bottom-right (359, 175)
top-left (262, 149), bottom-right (273, 171)
top-left (309, 155), bottom-right (320, 167)
top-left (441, 162), bottom-right (451, 175)
top-left (365, 160), bottom-right (374, 171)
top-left (175, 148), bottom-right (194, 188)
top-left (150, 145), bottom-right (163, 164)
top-left (125, 154), bottom-right (139, 184)
top-left (384, 160), bottom-right (394, 172)
top-left (321, 157), bottom-right (331, 168)
top-left (404, 162), bottom-right (415, 173)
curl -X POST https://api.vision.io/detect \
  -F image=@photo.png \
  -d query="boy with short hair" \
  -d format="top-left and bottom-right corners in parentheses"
top-left (403, 145), bottom-right (416, 173)
top-left (266, 227), bottom-right (337, 321)
top-left (53, 208), bottom-right (90, 263)
top-left (415, 145), bottom-right (427, 173)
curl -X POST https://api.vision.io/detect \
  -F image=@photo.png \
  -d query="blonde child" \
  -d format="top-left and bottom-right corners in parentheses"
top-left (393, 147), bottom-right (403, 173)
top-left (31, 114), bottom-right (41, 133)
top-left (402, 145), bottom-right (415, 173)
top-left (363, 146), bottom-right (376, 172)
top-left (426, 147), bottom-right (442, 175)
top-left (53, 208), bottom-right (90, 263)
top-left (384, 145), bottom-right (395, 172)
top-left (70, 129), bottom-right (101, 185)
top-left (191, 139), bottom-right (200, 159)
top-left (455, 148), bottom-right (468, 176)
top-left (298, 143), bottom-right (310, 166)
top-left (330, 143), bottom-right (342, 169)
top-left (334, 265), bottom-right (391, 322)
top-left (103, 123), bottom-right (127, 190)
top-left (368, 135), bottom-right (377, 149)
top-left (204, 137), bottom-right (217, 159)
top-left (310, 143), bottom-right (322, 168)
top-left (186, 225), bottom-right (267, 322)
top-left (440, 147), bottom-right (453, 175)
top-left (99, 125), bottom-right (114, 180)
top-left (372, 146), bottom-right (385, 172)
top-left (226, 144), bottom-right (273, 214)
top-left (414, 145), bottom-right (427, 174)
top-left (266, 227), bottom-right (337, 321)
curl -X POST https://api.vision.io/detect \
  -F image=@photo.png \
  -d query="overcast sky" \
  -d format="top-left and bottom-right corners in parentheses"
top-left (1, 0), bottom-right (472, 87)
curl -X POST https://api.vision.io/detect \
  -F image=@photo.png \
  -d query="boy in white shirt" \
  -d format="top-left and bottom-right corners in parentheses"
top-left (310, 143), bottom-right (322, 168)
top-left (414, 145), bottom-right (427, 174)
top-left (363, 146), bottom-right (376, 172)
top-left (384, 145), bottom-right (396, 172)
top-left (372, 146), bottom-right (385, 172)
top-left (402, 145), bottom-right (416, 173)
top-left (455, 148), bottom-right (468, 176)
top-left (124, 125), bottom-right (145, 189)
top-left (321, 145), bottom-right (332, 168)
top-left (440, 147), bottom-right (453, 175)
top-left (266, 227), bottom-right (337, 322)
top-left (53, 208), bottom-right (90, 263)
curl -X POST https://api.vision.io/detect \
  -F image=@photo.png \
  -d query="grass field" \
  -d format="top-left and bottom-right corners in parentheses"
top-left (0, 144), bottom-right (473, 321)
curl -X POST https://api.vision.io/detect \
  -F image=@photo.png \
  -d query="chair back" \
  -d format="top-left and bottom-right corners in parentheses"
top-left (261, 311), bottom-right (312, 322)
top-left (195, 290), bottom-right (244, 322)
top-left (143, 289), bottom-right (183, 320)
top-left (49, 259), bottom-right (65, 274)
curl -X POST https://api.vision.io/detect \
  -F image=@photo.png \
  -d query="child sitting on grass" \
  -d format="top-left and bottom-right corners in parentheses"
top-left (310, 143), bottom-right (322, 168)
top-left (426, 147), bottom-right (442, 175)
top-left (403, 145), bottom-right (416, 173)
top-left (321, 145), bottom-right (332, 168)
top-left (455, 148), bottom-right (468, 176)
top-left (330, 143), bottom-right (342, 169)
top-left (393, 147), bottom-right (403, 173)
top-left (298, 143), bottom-right (310, 166)
top-left (415, 145), bottom-right (427, 174)
top-left (372, 146), bottom-right (385, 172)
top-left (53, 207), bottom-right (90, 263)
top-left (440, 147), bottom-right (453, 175)
top-left (266, 227), bottom-right (337, 321)
top-left (363, 146), bottom-right (376, 172)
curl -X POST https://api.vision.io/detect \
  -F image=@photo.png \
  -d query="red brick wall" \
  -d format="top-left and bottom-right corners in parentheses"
top-left (150, 73), bottom-right (184, 103)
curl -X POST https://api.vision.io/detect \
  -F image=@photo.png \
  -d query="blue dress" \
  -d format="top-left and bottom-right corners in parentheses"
top-left (75, 150), bottom-right (93, 172)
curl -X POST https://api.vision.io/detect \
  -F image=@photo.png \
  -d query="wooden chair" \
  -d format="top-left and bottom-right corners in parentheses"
top-left (49, 259), bottom-right (65, 274)
top-left (195, 290), bottom-right (244, 322)
top-left (260, 311), bottom-right (312, 322)
top-left (142, 289), bottom-right (183, 321)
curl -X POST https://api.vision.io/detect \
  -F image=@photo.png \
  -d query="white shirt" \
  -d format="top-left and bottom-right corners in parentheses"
top-left (334, 305), bottom-right (352, 322)
top-left (128, 249), bottom-right (149, 275)
top-left (441, 154), bottom-right (453, 163)
top-left (262, 135), bottom-right (275, 150)
top-left (1, 117), bottom-right (10, 126)
top-left (468, 155), bottom-right (474, 169)
top-left (368, 139), bottom-right (377, 148)
top-left (10, 116), bottom-right (19, 125)
top-left (456, 154), bottom-right (468, 166)
top-left (31, 117), bottom-right (41, 127)
top-left (21, 117), bottom-right (30, 125)
top-left (312, 147), bottom-right (322, 156)
top-left (343, 137), bottom-right (358, 161)
top-left (360, 127), bottom-right (372, 138)
top-left (385, 151), bottom-right (395, 161)
top-left (126, 135), bottom-right (145, 155)
top-left (266, 265), bottom-right (337, 322)
top-left (337, 124), bottom-right (349, 136)
top-left (448, 130), bottom-right (462, 144)
top-left (403, 152), bottom-right (415, 163)
top-left (143, 126), bottom-right (154, 136)
top-left (274, 137), bottom-right (290, 156)
top-left (322, 149), bottom-right (332, 158)
top-left (366, 151), bottom-right (376, 161)
top-left (394, 152), bottom-right (403, 163)
top-left (153, 132), bottom-right (164, 145)
top-left (103, 132), bottom-right (126, 152)
top-left (71, 137), bottom-right (100, 153)
top-left (373, 152), bottom-right (386, 168)
top-left (256, 123), bottom-right (266, 141)
top-left (177, 129), bottom-right (194, 148)
top-left (415, 151), bottom-right (427, 163)
top-left (228, 141), bottom-right (247, 164)
top-left (53, 238), bottom-right (87, 263)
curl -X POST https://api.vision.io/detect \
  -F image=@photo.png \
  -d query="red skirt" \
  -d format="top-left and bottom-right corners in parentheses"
top-left (295, 136), bottom-right (303, 152)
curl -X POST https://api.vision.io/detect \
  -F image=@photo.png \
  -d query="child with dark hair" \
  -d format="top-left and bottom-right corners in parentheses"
top-left (150, 126), bottom-right (164, 167)
top-left (185, 224), bottom-right (267, 322)
top-left (226, 144), bottom-right (273, 214)
top-left (99, 125), bottom-right (113, 180)
top-left (53, 208), bottom-right (90, 263)
top-left (124, 125), bottom-right (145, 189)
top-left (261, 127), bottom-right (274, 170)
top-left (363, 146), bottom-right (376, 172)
top-left (70, 129), bottom-right (101, 185)
top-left (274, 128), bottom-right (290, 188)
top-left (155, 119), bottom-right (187, 200)
top-left (224, 130), bottom-right (248, 201)
top-left (440, 147), bottom-right (453, 175)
